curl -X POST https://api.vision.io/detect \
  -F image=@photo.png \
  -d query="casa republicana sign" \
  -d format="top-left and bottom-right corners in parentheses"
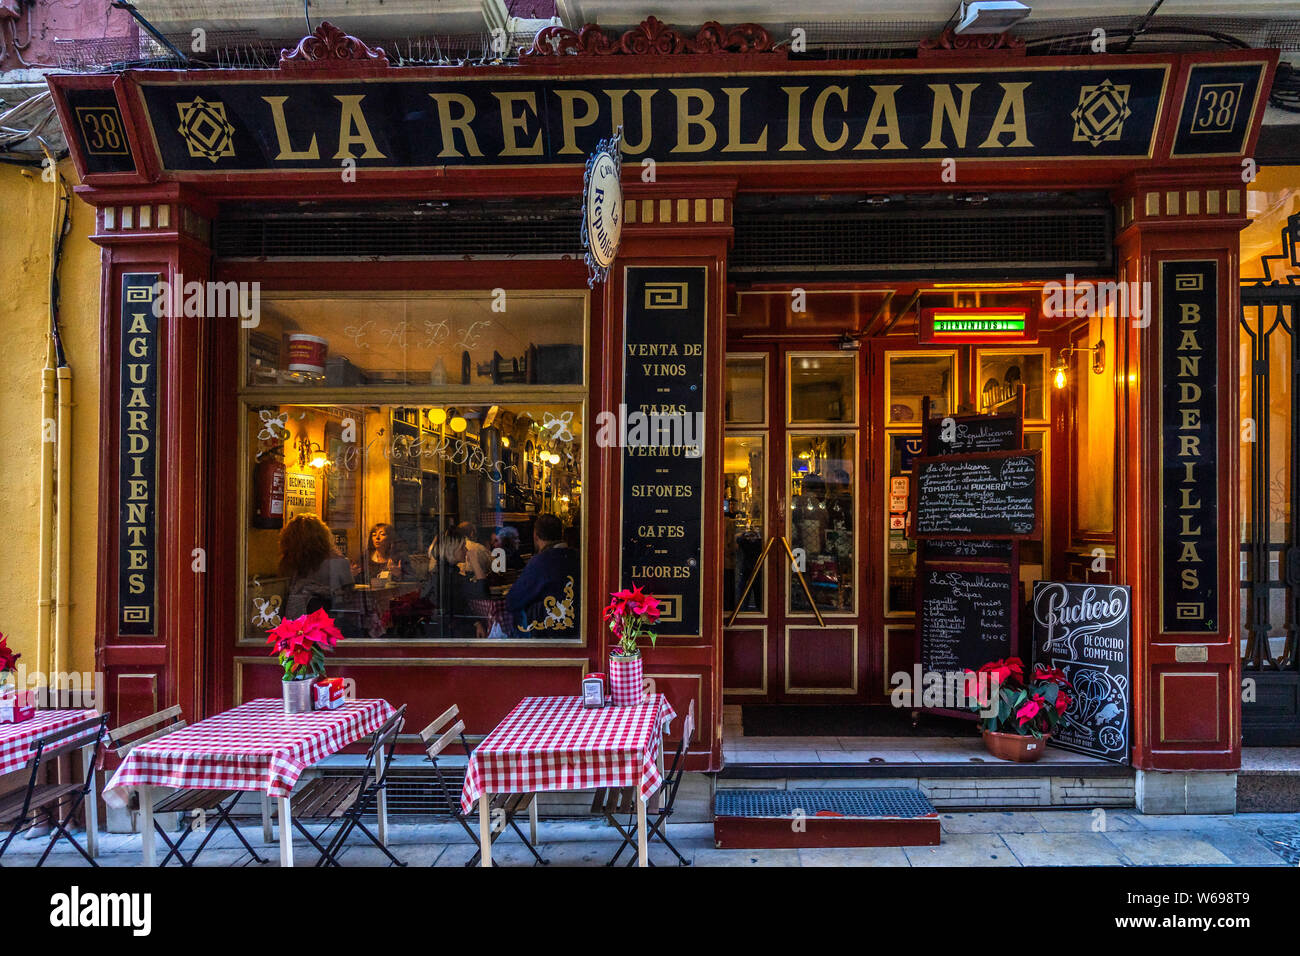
top-left (54, 50), bottom-right (1269, 177)
top-left (581, 131), bottom-right (623, 286)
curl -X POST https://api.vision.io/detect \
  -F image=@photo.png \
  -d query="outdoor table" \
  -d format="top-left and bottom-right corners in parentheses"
top-left (461, 694), bottom-right (676, 867)
top-left (0, 709), bottom-right (103, 858)
top-left (102, 698), bottom-right (395, 867)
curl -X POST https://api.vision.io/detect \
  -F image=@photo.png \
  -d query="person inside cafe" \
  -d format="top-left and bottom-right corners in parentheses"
top-left (280, 513), bottom-right (354, 618)
top-left (353, 521), bottom-right (413, 583)
top-left (506, 513), bottom-right (579, 634)
top-left (456, 521), bottom-right (491, 582)
top-left (421, 526), bottom-right (488, 639)
top-left (491, 526), bottom-right (526, 572)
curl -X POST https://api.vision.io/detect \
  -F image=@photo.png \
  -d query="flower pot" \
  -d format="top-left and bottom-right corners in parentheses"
top-left (282, 677), bottom-right (315, 715)
top-left (982, 729), bottom-right (1050, 763)
top-left (608, 653), bottom-right (643, 707)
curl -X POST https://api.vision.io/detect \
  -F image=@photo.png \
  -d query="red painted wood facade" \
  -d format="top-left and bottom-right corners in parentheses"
top-left (46, 22), bottom-right (1276, 774)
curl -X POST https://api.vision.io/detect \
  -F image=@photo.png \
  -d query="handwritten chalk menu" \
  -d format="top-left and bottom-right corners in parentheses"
top-left (924, 411), bottom-right (1021, 456)
top-left (924, 539), bottom-right (1014, 561)
top-left (920, 567), bottom-right (1016, 676)
top-left (619, 266), bottom-right (707, 637)
top-left (1031, 582), bottom-right (1132, 764)
top-left (913, 450), bottom-right (1040, 539)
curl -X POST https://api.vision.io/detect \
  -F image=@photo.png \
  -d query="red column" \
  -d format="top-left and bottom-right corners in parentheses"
top-left (600, 180), bottom-right (735, 771)
top-left (1115, 170), bottom-right (1245, 810)
top-left (90, 187), bottom-right (220, 729)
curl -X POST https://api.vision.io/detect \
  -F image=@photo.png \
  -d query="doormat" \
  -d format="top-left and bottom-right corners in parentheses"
top-left (740, 706), bottom-right (975, 738)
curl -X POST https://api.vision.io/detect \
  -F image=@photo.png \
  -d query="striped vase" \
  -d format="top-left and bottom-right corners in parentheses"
top-left (608, 653), bottom-right (643, 707)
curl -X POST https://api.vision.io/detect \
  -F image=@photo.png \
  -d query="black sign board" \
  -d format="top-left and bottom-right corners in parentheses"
top-left (924, 411), bottom-right (1021, 456)
top-left (619, 266), bottom-right (707, 637)
top-left (118, 274), bottom-right (161, 636)
top-left (918, 565), bottom-right (1017, 678)
top-left (126, 61), bottom-right (1212, 174)
top-left (65, 88), bottom-right (137, 176)
top-left (1031, 581), bottom-right (1132, 763)
top-left (1159, 260), bottom-right (1219, 633)
top-left (913, 450), bottom-right (1040, 539)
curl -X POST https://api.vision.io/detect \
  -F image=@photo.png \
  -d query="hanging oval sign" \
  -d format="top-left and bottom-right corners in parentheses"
top-left (581, 131), bottom-right (623, 286)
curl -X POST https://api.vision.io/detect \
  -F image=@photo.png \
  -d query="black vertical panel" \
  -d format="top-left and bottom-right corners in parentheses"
top-left (118, 274), bottom-right (162, 636)
top-left (1160, 260), bottom-right (1219, 634)
top-left (619, 267), bottom-right (708, 638)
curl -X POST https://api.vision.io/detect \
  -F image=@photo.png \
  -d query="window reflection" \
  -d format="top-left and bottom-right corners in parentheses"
top-left (247, 294), bottom-right (585, 388)
top-left (245, 402), bottom-right (582, 641)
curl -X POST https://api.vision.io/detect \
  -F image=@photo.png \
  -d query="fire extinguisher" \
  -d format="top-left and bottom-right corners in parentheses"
top-left (253, 449), bottom-right (285, 529)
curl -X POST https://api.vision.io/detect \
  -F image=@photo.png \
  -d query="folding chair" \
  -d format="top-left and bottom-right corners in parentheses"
top-left (0, 713), bottom-right (109, 867)
top-left (594, 699), bottom-right (694, 867)
top-left (107, 706), bottom-right (267, 868)
top-left (419, 703), bottom-right (548, 866)
top-left (290, 704), bottom-right (407, 867)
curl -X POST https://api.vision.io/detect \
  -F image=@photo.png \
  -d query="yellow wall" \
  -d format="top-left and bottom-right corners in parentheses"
top-left (0, 160), bottom-right (101, 679)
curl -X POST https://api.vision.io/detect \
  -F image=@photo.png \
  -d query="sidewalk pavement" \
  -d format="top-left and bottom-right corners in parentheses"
top-left (3, 810), bottom-right (1297, 866)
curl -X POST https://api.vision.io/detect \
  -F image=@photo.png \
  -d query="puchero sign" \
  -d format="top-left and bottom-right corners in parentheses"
top-left (114, 58), bottom-right (1267, 174)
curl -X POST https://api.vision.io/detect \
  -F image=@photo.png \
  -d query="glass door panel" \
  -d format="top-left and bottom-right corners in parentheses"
top-left (724, 435), bottom-right (766, 615)
top-left (788, 433), bottom-right (856, 614)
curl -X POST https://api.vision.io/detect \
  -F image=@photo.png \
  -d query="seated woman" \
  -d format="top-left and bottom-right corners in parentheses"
top-left (280, 514), bottom-right (353, 619)
top-left (421, 527), bottom-right (489, 639)
top-left (355, 522), bottom-right (413, 583)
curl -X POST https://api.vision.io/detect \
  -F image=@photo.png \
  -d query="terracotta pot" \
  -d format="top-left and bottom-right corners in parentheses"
top-left (982, 729), bottom-right (1050, 762)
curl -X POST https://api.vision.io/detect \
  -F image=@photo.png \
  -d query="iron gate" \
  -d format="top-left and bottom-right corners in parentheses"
top-left (1240, 225), bottom-right (1300, 745)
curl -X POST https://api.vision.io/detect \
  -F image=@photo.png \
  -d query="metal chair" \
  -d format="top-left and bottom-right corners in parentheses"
top-left (594, 699), bottom-right (694, 867)
top-left (289, 704), bottom-right (407, 867)
top-left (0, 713), bottom-right (110, 867)
top-left (107, 706), bottom-right (267, 868)
top-left (418, 703), bottom-right (548, 866)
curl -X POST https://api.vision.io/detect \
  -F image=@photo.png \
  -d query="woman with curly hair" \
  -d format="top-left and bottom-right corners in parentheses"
top-left (280, 513), bottom-right (353, 618)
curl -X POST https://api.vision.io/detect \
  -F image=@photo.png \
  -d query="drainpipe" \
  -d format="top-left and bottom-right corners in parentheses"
top-left (38, 142), bottom-right (71, 688)
top-left (54, 366), bottom-right (72, 680)
top-left (36, 348), bottom-right (55, 687)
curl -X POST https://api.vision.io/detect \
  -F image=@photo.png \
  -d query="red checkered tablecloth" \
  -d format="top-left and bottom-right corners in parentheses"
top-left (102, 698), bottom-right (394, 809)
top-left (0, 709), bottom-right (99, 777)
top-left (460, 695), bottom-right (676, 814)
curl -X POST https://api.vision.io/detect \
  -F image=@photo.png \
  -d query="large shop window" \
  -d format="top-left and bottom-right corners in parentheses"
top-left (240, 293), bottom-right (587, 644)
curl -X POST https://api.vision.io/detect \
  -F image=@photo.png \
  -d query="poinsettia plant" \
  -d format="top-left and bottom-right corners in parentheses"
top-left (266, 609), bottom-right (343, 681)
top-left (0, 631), bottom-right (20, 674)
top-left (603, 585), bottom-right (661, 659)
top-left (964, 657), bottom-right (1073, 738)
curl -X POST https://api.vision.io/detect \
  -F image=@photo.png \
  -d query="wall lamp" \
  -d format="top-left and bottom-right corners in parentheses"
top-left (1051, 338), bottom-right (1106, 390)
top-left (296, 437), bottom-right (330, 469)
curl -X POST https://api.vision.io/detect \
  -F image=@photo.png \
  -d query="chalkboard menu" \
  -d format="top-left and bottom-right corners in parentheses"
top-left (913, 450), bottom-right (1040, 539)
top-left (1031, 581), bottom-right (1132, 764)
top-left (924, 539), bottom-right (1014, 561)
top-left (619, 266), bottom-right (707, 637)
top-left (924, 411), bottom-right (1021, 456)
top-left (919, 566), bottom-right (1016, 676)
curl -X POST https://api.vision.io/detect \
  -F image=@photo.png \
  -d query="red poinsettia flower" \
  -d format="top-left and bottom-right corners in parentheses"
top-left (0, 631), bottom-right (19, 673)
top-left (1015, 697), bottom-right (1043, 726)
top-left (1055, 690), bottom-right (1072, 715)
top-left (1033, 664), bottom-right (1072, 688)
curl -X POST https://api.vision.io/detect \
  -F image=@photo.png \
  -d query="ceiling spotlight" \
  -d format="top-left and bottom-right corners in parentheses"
top-left (953, 1), bottom-right (1031, 35)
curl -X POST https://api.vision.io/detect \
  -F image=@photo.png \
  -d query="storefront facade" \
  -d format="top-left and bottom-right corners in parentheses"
top-left (45, 18), bottom-right (1277, 798)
